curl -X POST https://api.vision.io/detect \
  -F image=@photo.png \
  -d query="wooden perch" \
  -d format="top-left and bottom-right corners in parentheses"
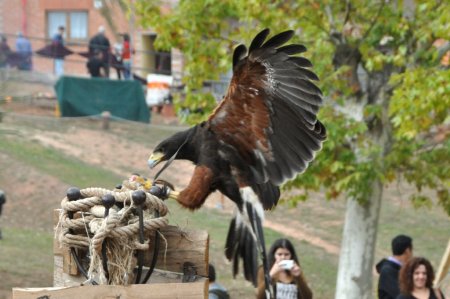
top-left (12, 209), bottom-right (209, 299)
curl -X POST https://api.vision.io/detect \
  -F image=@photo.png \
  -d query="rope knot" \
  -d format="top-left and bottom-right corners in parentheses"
top-left (56, 176), bottom-right (171, 285)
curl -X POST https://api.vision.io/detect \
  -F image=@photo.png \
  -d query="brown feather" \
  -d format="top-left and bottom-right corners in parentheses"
top-left (177, 165), bottom-right (214, 209)
top-left (208, 63), bottom-right (272, 162)
top-left (206, 30), bottom-right (326, 185)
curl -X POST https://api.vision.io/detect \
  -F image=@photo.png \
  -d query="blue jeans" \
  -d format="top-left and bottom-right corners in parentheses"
top-left (123, 60), bottom-right (131, 80)
top-left (54, 59), bottom-right (64, 76)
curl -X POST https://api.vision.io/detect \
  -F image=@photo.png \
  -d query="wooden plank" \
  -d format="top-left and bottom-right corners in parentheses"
top-left (147, 225), bottom-right (209, 277)
top-left (62, 248), bottom-right (79, 275)
top-left (54, 209), bottom-right (79, 275)
top-left (53, 255), bottom-right (86, 287)
top-left (13, 279), bottom-right (208, 299)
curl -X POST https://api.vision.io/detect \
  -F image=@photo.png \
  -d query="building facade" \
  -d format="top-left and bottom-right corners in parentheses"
top-left (0, 0), bottom-right (183, 83)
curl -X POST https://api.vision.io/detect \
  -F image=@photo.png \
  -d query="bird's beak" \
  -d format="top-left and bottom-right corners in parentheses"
top-left (148, 152), bottom-right (165, 169)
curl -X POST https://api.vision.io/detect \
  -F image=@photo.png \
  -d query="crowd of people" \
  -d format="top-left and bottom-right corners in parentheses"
top-left (0, 32), bottom-right (32, 70)
top-left (0, 25), bottom-right (134, 80)
top-left (208, 235), bottom-right (445, 299)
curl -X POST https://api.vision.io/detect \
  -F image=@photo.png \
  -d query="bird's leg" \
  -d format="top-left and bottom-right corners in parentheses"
top-left (168, 190), bottom-right (180, 200)
top-left (151, 166), bottom-right (214, 209)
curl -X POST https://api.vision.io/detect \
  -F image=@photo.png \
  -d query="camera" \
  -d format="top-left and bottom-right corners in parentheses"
top-left (278, 260), bottom-right (294, 270)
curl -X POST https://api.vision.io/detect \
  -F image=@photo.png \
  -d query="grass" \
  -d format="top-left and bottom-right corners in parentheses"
top-left (0, 137), bottom-right (122, 188)
top-left (0, 115), bottom-right (449, 298)
top-left (0, 228), bottom-right (53, 273)
top-left (0, 228), bottom-right (53, 288)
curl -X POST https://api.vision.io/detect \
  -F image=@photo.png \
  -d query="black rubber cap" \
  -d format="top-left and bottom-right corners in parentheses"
top-left (66, 187), bottom-right (81, 201)
top-left (102, 194), bottom-right (116, 209)
top-left (149, 186), bottom-right (163, 198)
top-left (132, 190), bottom-right (146, 206)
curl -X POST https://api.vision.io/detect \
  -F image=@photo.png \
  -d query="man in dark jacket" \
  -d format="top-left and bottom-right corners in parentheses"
top-left (88, 26), bottom-right (111, 78)
top-left (376, 235), bottom-right (413, 299)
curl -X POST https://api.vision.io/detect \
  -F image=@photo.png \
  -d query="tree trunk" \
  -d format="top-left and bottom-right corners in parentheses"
top-left (335, 179), bottom-right (383, 299)
top-left (334, 65), bottom-right (393, 298)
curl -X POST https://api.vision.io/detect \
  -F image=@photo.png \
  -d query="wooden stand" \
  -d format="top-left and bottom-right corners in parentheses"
top-left (12, 209), bottom-right (210, 299)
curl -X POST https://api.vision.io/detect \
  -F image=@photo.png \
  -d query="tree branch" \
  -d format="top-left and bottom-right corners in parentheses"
top-left (343, 0), bottom-right (351, 25)
top-left (324, 4), bottom-right (337, 33)
top-left (357, 1), bottom-right (386, 47)
top-left (301, 0), bottom-right (332, 35)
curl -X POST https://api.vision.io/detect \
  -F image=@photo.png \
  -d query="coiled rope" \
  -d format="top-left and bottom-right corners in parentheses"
top-left (56, 175), bottom-right (169, 285)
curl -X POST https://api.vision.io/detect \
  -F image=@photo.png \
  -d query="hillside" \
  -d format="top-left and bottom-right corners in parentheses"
top-left (0, 87), bottom-right (449, 299)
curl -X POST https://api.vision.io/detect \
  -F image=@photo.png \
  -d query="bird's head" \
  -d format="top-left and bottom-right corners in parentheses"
top-left (148, 128), bottom-right (197, 169)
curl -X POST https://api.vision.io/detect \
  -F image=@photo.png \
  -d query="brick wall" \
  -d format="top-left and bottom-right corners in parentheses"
top-left (0, 0), bottom-right (183, 85)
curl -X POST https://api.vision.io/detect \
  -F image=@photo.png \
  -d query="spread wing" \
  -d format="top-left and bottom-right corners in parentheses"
top-left (207, 29), bottom-right (326, 185)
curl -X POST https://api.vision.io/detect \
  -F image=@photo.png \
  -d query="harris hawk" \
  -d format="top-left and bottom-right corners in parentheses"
top-left (148, 28), bottom-right (326, 296)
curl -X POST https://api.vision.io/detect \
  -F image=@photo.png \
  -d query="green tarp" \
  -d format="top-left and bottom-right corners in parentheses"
top-left (55, 76), bottom-right (150, 123)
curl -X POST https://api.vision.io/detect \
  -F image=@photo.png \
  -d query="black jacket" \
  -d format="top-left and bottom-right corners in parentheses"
top-left (396, 288), bottom-right (445, 299)
top-left (376, 258), bottom-right (401, 299)
top-left (88, 33), bottom-right (110, 61)
top-left (87, 57), bottom-right (103, 77)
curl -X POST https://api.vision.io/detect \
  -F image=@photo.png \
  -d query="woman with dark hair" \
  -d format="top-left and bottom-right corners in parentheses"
top-left (397, 257), bottom-right (445, 299)
top-left (257, 238), bottom-right (312, 299)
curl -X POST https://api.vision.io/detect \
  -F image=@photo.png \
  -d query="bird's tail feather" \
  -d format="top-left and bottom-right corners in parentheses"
top-left (225, 210), bottom-right (258, 285)
top-left (225, 187), bottom-right (273, 297)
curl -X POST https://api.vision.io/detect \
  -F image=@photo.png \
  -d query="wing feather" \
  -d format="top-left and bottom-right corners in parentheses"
top-left (207, 29), bottom-right (326, 187)
top-left (233, 44), bottom-right (247, 70)
top-left (261, 30), bottom-right (294, 49)
top-left (277, 44), bottom-right (307, 55)
top-left (248, 28), bottom-right (270, 53)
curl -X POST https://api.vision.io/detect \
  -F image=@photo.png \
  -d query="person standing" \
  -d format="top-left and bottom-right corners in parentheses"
top-left (208, 264), bottom-right (229, 299)
top-left (257, 238), bottom-right (312, 299)
top-left (111, 43), bottom-right (123, 79)
top-left (397, 257), bottom-right (445, 299)
top-left (15, 32), bottom-right (32, 70)
top-left (121, 33), bottom-right (132, 80)
top-left (88, 26), bottom-right (111, 78)
top-left (376, 235), bottom-right (414, 299)
top-left (52, 26), bottom-right (65, 76)
top-left (0, 189), bottom-right (6, 240)
top-left (0, 35), bottom-right (11, 68)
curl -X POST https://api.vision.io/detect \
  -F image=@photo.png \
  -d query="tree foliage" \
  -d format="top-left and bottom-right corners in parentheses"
top-left (132, 0), bottom-right (449, 214)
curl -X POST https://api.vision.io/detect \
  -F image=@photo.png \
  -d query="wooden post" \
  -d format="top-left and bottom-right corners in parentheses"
top-left (14, 209), bottom-right (210, 299)
top-left (13, 283), bottom-right (208, 299)
top-left (101, 111), bottom-right (111, 130)
top-left (434, 238), bottom-right (450, 287)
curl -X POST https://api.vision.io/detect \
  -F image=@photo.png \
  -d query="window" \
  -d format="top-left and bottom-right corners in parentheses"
top-left (47, 11), bottom-right (88, 40)
top-left (155, 51), bottom-right (171, 75)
